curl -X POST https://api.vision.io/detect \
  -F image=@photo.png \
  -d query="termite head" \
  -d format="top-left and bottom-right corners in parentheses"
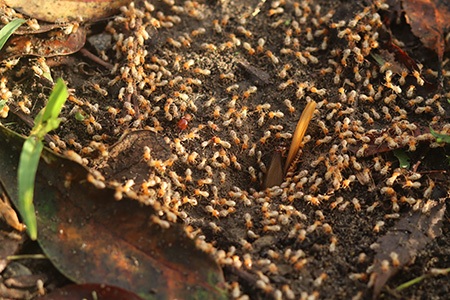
top-left (177, 113), bottom-right (193, 130)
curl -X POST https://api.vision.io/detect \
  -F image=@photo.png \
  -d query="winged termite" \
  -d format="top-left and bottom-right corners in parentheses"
top-left (284, 101), bottom-right (316, 173)
top-left (263, 101), bottom-right (316, 189)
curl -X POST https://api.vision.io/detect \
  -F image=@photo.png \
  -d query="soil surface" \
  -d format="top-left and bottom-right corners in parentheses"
top-left (0, 0), bottom-right (449, 299)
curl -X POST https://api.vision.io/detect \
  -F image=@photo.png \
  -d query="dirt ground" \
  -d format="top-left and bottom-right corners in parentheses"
top-left (0, 0), bottom-right (449, 299)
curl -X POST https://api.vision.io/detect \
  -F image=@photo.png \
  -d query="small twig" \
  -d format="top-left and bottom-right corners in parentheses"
top-left (7, 254), bottom-right (48, 260)
top-left (79, 47), bottom-right (113, 70)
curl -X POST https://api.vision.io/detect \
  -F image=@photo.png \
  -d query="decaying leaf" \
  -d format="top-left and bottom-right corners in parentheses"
top-left (402, 0), bottom-right (450, 63)
top-left (0, 194), bottom-right (25, 232)
top-left (383, 42), bottom-right (420, 73)
top-left (263, 149), bottom-right (284, 189)
top-left (93, 130), bottom-right (172, 185)
top-left (0, 27), bottom-right (86, 59)
top-left (0, 124), bottom-right (228, 300)
top-left (0, 214), bottom-right (26, 274)
top-left (370, 200), bottom-right (446, 299)
top-left (5, 0), bottom-right (133, 23)
top-left (40, 283), bottom-right (144, 300)
top-left (371, 46), bottom-right (419, 76)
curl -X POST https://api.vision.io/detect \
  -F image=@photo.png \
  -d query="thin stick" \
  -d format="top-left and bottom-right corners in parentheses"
top-left (7, 254), bottom-right (48, 260)
top-left (79, 48), bottom-right (114, 70)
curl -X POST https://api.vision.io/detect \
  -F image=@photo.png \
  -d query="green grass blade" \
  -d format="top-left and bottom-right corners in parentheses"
top-left (18, 137), bottom-right (44, 240)
top-left (17, 79), bottom-right (68, 240)
top-left (430, 127), bottom-right (450, 144)
top-left (0, 19), bottom-right (25, 50)
top-left (395, 274), bottom-right (427, 291)
top-left (41, 78), bottom-right (69, 127)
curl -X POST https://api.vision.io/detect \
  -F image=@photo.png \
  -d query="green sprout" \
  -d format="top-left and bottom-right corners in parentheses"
top-left (0, 19), bottom-right (68, 240)
top-left (430, 127), bottom-right (450, 144)
top-left (393, 149), bottom-right (410, 169)
top-left (396, 267), bottom-right (450, 292)
top-left (18, 78), bottom-right (69, 240)
top-left (75, 110), bottom-right (87, 121)
top-left (0, 18), bottom-right (25, 50)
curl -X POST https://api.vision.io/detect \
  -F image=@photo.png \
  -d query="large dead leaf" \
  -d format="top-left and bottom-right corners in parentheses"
top-left (402, 0), bottom-right (450, 62)
top-left (5, 0), bottom-right (133, 23)
top-left (0, 194), bottom-right (25, 232)
top-left (40, 283), bottom-right (144, 300)
top-left (0, 124), bottom-right (228, 300)
top-left (370, 200), bottom-right (446, 299)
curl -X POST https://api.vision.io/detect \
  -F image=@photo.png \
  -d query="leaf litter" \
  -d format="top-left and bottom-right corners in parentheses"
top-left (401, 0), bottom-right (450, 64)
top-left (40, 283), bottom-right (144, 300)
top-left (369, 199), bottom-right (446, 298)
top-left (384, 0), bottom-right (450, 80)
top-left (0, 124), bottom-right (227, 300)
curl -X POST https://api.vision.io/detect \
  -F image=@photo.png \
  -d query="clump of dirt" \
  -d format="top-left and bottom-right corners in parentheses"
top-left (0, 0), bottom-right (449, 299)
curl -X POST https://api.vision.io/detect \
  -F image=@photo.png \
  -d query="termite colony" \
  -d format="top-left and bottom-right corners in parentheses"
top-left (1, 0), bottom-right (449, 298)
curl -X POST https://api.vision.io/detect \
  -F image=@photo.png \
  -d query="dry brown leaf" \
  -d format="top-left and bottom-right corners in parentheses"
top-left (0, 195), bottom-right (25, 232)
top-left (263, 149), bottom-right (284, 189)
top-left (370, 200), bottom-right (446, 299)
top-left (402, 0), bottom-right (450, 62)
top-left (2, 27), bottom-right (86, 59)
top-left (5, 0), bottom-right (132, 23)
top-left (39, 283), bottom-right (144, 300)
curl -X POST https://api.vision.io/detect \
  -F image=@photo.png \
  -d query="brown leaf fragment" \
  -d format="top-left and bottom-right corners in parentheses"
top-left (263, 149), bottom-right (284, 189)
top-left (0, 282), bottom-right (31, 299)
top-left (0, 230), bottom-right (26, 274)
top-left (38, 283), bottom-right (144, 300)
top-left (5, 0), bottom-right (133, 23)
top-left (402, 0), bottom-right (450, 62)
top-left (13, 23), bottom-right (67, 35)
top-left (237, 59), bottom-right (271, 86)
top-left (93, 130), bottom-right (172, 185)
top-left (383, 42), bottom-right (420, 72)
top-left (1, 27), bottom-right (86, 59)
top-left (0, 194), bottom-right (26, 232)
top-left (370, 199), bottom-right (446, 299)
